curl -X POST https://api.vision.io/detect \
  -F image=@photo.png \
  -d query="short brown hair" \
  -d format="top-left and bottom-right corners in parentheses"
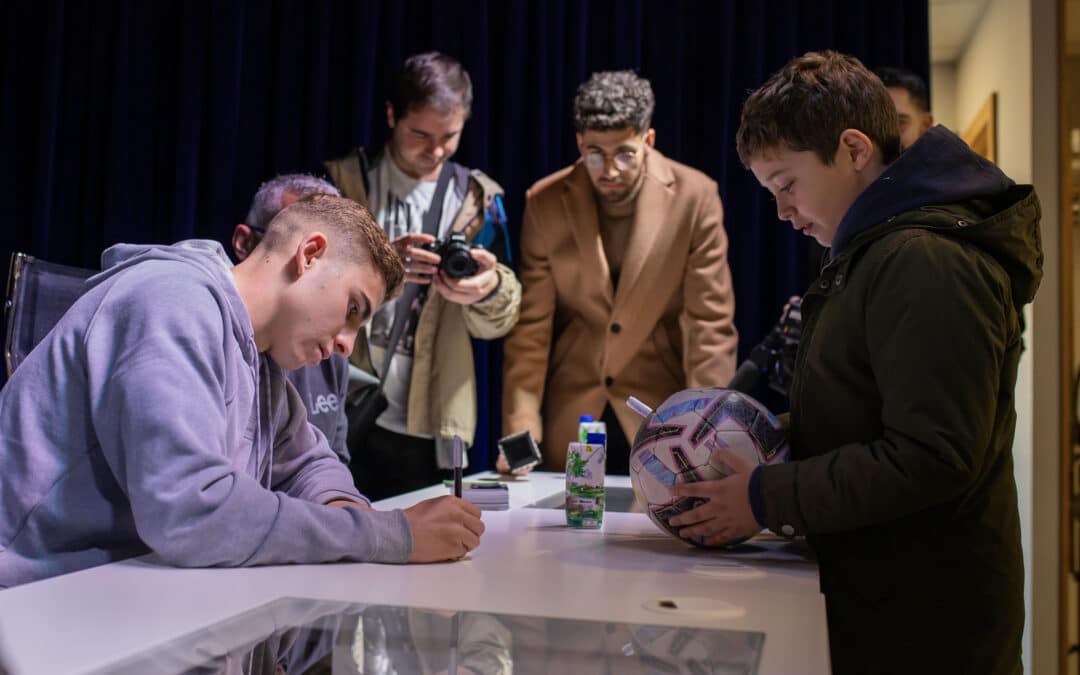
top-left (261, 194), bottom-right (404, 303)
top-left (736, 50), bottom-right (901, 167)
top-left (389, 51), bottom-right (473, 122)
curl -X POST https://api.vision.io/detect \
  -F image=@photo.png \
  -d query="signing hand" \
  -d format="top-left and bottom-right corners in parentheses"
top-left (433, 248), bottom-right (499, 305)
top-left (393, 233), bottom-right (441, 285)
top-left (404, 495), bottom-right (485, 562)
top-left (667, 439), bottom-right (762, 546)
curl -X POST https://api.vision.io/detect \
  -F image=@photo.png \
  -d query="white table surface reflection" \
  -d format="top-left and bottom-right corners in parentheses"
top-left (0, 473), bottom-right (829, 674)
top-left (98, 596), bottom-right (770, 674)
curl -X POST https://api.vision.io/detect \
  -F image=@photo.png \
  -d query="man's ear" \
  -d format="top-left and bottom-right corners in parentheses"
top-left (385, 101), bottom-right (396, 129)
top-left (293, 232), bottom-right (330, 278)
top-left (838, 129), bottom-right (875, 171)
top-left (644, 128), bottom-right (656, 148)
top-left (921, 112), bottom-right (934, 133)
top-left (232, 225), bottom-right (258, 262)
top-left (575, 132), bottom-right (584, 156)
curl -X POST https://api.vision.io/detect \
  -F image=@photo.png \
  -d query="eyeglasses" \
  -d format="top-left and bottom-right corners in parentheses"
top-left (249, 225), bottom-right (267, 235)
top-left (583, 146), bottom-right (644, 172)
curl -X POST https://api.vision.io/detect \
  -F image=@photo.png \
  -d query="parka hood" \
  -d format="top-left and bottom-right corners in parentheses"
top-left (832, 125), bottom-right (1042, 309)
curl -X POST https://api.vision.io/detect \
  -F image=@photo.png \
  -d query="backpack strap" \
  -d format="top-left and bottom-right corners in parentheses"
top-left (463, 169), bottom-right (512, 265)
top-left (376, 159), bottom-right (456, 382)
top-left (470, 169), bottom-right (503, 202)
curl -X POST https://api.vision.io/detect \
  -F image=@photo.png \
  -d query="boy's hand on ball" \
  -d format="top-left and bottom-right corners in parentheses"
top-left (669, 440), bottom-right (761, 546)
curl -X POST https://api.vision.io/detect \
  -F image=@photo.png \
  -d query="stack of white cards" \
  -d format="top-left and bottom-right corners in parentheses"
top-left (447, 480), bottom-right (509, 510)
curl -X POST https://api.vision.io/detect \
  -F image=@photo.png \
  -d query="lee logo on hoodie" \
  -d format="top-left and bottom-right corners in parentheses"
top-left (308, 394), bottom-right (340, 417)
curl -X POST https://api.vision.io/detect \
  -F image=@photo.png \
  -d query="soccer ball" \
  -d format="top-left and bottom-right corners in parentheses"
top-left (628, 387), bottom-right (788, 547)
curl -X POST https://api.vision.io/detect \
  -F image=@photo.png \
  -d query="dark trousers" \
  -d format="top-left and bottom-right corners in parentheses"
top-left (601, 403), bottom-right (631, 475)
top-left (350, 425), bottom-right (449, 502)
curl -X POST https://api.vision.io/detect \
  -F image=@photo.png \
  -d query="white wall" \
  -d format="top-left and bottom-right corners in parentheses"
top-left (956, 0), bottom-right (1032, 183)
top-left (952, 0), bottom-right (1062, 673)
top-left (954, 0), bottom-right (1038, 671)
top-left (931, 63), bottom-right (958, 132)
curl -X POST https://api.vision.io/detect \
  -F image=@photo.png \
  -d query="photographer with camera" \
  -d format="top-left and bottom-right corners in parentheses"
top-left (324, 52), bottom-right (521, 500)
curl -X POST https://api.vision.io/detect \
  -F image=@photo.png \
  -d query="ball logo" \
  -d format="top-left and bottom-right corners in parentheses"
top-left (652, 396), bottom-right (711, 423)
top-left (308, 394), bottom-right (340, 416)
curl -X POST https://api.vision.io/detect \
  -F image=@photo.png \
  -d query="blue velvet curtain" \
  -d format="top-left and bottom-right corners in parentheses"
top-left (0, 0), bottom-right (929, 470)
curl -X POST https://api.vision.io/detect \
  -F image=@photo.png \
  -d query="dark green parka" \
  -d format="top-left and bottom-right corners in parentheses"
top-left (756, 127), bottom-right (1043, 675)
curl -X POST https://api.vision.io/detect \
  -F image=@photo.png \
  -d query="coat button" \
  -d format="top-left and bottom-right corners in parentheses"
top-left (605, 376), bottom-right (614, 387)
top-left (819, 279), bottom-right (829, 289)
top-left (611, 323), bottom-right (621, 334)
top-left (781, 524), bottom-right (795, 537)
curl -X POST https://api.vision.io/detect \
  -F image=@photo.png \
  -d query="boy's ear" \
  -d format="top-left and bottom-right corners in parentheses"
top-left (839, 129), bottom-right (876, 171)
top-left (292, 232), bottom-right (330, 278)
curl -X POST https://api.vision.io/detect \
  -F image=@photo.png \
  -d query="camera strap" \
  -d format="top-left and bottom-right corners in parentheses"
top-left (377, 160), bottom-right (457, 385)
top-left (423, 160), bottom-right (455, 238)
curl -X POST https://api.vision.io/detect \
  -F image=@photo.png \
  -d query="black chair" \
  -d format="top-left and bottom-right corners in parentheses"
top-left (3, 252), bottom-right (96, 377)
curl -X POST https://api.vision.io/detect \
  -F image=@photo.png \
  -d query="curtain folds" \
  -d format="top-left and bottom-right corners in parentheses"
top-left (0, 0), bottom-right (929, 467)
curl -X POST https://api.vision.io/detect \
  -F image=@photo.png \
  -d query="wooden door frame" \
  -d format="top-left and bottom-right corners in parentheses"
top-left (1059, 0), bottom-right (1076, 670)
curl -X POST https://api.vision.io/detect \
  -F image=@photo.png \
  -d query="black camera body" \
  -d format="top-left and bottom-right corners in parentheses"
top-left (497, 430), bottom-right (543, 472)
top-left (728, 297), bottom-right (802, 396)
top-left (420, 232), bottom-right (479, 279)
top-left (758, 297), bottom-right (802, 394)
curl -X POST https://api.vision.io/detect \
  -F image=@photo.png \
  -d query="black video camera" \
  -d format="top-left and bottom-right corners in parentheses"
top-left (729, 297), bottom-right (802, 396)
top-left (420, 232), bottom-right (479, 279)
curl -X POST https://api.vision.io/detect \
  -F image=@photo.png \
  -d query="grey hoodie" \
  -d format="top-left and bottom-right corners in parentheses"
top-left (0, 241), bottom-right (411, 588)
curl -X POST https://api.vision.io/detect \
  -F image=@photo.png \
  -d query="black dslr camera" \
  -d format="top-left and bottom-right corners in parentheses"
top-left (420, 232), bottom-right (479, 279)
top-left (729, 297), bottom-right (802, 395)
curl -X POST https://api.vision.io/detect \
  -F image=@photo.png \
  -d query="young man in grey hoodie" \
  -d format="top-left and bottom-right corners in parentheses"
top-left (232, 173), bottom-right (352, 466)
top-left (0, 194), bottom-right (484, 588)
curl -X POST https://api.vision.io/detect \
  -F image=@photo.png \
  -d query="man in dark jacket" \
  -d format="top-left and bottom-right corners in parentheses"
top-left (668, 51), bottom-right (1041, 675)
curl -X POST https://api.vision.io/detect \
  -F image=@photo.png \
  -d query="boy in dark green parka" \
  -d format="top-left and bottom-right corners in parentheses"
top-left (670, 51), bottom-right (1041, 675)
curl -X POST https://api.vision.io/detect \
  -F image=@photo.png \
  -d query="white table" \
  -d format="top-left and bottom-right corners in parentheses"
top-left (0, 472), bottom-right (829, 674)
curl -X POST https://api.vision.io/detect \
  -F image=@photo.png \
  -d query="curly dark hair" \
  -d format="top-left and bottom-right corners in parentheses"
top-left (573, 70), bottom-right (655, 133)
top-left (736, 51), bottom-right (901, 167)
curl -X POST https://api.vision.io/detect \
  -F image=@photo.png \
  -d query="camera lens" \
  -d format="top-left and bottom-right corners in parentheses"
top-left (442, 248), bottom-right (478, 278)
top-left (438, 233), bottom-right (478, 279)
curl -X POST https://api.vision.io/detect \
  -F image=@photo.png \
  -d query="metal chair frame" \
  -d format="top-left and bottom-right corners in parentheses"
top-left (4, 252), bottom-right (96, 377)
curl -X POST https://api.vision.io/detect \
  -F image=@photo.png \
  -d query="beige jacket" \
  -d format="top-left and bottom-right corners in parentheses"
top-left (325, 150), bottom-right (521, 452)
top-left (503, 150), bottom-right (737, 469)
